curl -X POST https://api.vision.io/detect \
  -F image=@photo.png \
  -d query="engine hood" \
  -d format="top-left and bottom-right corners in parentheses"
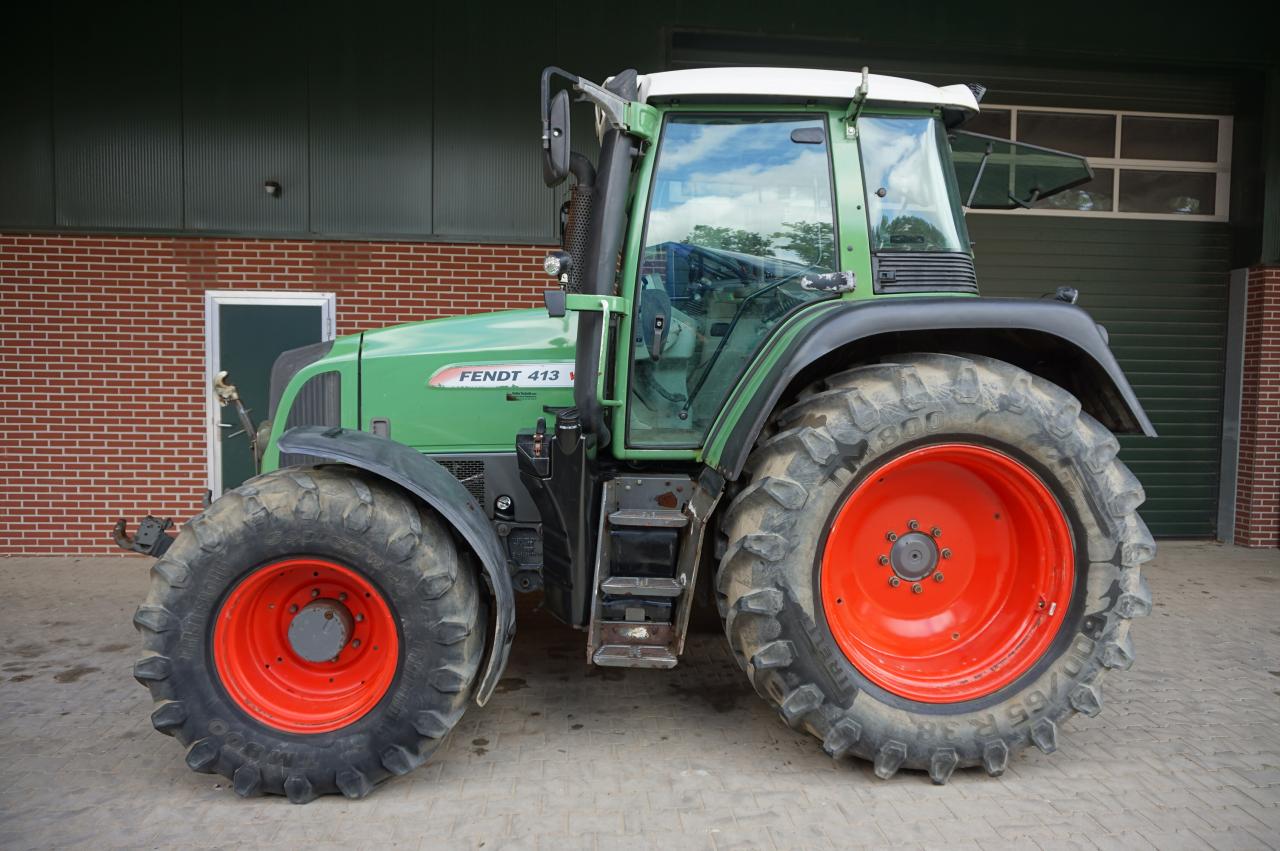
top-left (359, 309), bottom-right (577, 453)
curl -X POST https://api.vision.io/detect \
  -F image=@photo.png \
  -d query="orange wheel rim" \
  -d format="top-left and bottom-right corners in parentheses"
top-left (820, 444), bottom-right (1075, 703)
top-left (213, 558), bottom-right (399, 733)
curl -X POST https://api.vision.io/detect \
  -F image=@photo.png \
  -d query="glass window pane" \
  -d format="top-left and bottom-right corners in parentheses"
top-left (629, 115), bottom-right (836, 447)
top-left (1121, 116), bottom-right (1218, 162)
top-left (1017, 111), bottom-right (1115, 159)
top-left (860, 117), bottom-right (968, 252)
top-left (964, 109), bottom-right (1011, 139)
top-left (1118, 170), bottom-right (1216, 215)
top-left (950, 131), bottom-right (1094, 210)
top-left (1033, 167), bottom-right (1113, 212)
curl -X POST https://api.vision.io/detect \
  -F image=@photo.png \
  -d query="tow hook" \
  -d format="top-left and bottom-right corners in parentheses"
top-left (113, 515), bottom-right (175, 557)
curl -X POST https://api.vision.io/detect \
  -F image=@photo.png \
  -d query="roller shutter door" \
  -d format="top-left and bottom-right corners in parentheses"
top-left (969, 216), bottom-right (1229, 537)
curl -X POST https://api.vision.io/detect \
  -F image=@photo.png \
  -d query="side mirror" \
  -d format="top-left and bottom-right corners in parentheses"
top-left (542, 89), bottom-right (571, 187)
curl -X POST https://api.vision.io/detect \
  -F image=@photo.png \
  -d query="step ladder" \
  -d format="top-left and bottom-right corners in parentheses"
top-left (586, 474), bottom-right (720, 668)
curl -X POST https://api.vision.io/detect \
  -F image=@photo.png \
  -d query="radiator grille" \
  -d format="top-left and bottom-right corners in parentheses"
top-left (438, 459), bottom-right (485, 503)
top-left (278, 371), bottom-right (341, 467)
top-left (873, 252), bottom-right (978, 294)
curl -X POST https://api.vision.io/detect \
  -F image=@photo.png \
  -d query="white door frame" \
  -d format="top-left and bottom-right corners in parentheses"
top-left (204, 290), bottom-right (336, 499)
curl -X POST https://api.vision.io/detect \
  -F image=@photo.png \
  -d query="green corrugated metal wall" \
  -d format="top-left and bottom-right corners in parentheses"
top-left (969, 217), bottom-right (1230, 537)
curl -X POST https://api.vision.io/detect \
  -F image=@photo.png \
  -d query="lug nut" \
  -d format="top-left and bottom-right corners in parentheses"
top-left (931, 526), bottom-right (942, 537)
top-left (288, 604), bottom-right (298, 613)
top-left (338, 592), bottom-right (347, 602)
top-left (911, 583), bottom-right (923, 594)
top-left (878, 555), bottom-right (889, 565)
top-left (311, 588), bottom-right (320, 598)
top-left (351, 639), bottom-right (361, 648)
top-left (933, 572), bottom-right (944, 583)
top-left (888, 576), bottom-right (900, 588)
top-left (941, 548), bottom-right (952, 560)
top-left (886, 531), bottom-right (898, 542)
top-left (355, 613), bottom-right (364, 622)
top-left (907, 519), bottom-right (919, 531)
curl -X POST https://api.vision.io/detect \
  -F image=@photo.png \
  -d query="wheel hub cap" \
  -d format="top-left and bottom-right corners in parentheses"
top-left (889, 532), bottom-right (938, 581)
top-left (287, 599), bottom-right (354, 663)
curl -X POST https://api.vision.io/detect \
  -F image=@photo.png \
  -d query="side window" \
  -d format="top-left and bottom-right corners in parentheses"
top-left (628, 115), bottom-right (836, 448)
top-left (859, 116), bottom-right (969, 253)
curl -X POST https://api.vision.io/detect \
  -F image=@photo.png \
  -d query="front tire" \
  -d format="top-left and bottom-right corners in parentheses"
top-left (717, 353), bottom-right (1154, 782)
top-left (133, 467), bottom-right (486, 801)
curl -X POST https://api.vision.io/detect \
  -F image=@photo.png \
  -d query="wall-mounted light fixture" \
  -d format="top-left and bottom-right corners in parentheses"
top-left (263, 180), bottom-right (282, 198)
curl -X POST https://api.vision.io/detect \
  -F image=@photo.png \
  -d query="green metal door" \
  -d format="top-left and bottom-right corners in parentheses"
top-left (214, 300), bottom-right (329, 494)
top-left (968, 216), bottom-right (1230, 537)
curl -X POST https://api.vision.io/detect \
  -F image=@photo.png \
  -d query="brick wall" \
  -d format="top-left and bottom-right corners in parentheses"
top-left (1234, 265), bottom-right (1280, 547)
top-left (0, 233), bottom-right (550, 556)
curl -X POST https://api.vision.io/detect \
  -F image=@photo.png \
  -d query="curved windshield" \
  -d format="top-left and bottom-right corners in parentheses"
top-left (860, 116), bottom-right (969, 253)
top-left (629, 114), bottom-right (837, 448)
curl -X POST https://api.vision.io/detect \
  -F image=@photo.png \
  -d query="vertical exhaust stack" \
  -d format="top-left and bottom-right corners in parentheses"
top-left (563, 154), bottom-right (595, 294)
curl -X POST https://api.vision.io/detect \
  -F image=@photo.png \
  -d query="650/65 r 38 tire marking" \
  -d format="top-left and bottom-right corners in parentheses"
top-left (821, 443), bottom-right (1074, 703)
top-left (213, 557), bottom-right (400, 734)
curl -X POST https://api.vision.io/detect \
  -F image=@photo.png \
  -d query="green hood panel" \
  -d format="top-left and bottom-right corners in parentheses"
top-left (360, 309), bottom-right (577, 452)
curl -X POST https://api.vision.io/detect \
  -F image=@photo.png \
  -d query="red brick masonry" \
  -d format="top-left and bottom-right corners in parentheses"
top-left (1234, 265), bottom-right (1280, 547)
top-left (0, 234), bottom-right (549, 555)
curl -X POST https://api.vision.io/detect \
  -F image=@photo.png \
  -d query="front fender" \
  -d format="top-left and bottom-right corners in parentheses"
top-left (277, 426), bottom-right (514, 707)
top-left (706, 297), bottom-right (1157, 479)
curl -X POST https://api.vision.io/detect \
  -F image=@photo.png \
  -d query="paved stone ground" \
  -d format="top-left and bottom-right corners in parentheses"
top-left (0, 541), bottom-right (1278, 850)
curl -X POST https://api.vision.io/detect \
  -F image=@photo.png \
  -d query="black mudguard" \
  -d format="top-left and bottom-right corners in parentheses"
top-left (277, 426), bottom-right (514, 707)
top-left (716, 297), bottom-right (1157, 479)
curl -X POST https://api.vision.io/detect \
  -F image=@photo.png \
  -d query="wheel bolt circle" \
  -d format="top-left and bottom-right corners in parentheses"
top-left (912, 583), bottom-right (923, 594)
top-left (888, 576), bottom-right (900, 588)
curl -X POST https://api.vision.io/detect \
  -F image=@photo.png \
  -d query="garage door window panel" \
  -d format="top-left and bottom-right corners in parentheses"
top-left (965, 105), bottom-right (1231, 222)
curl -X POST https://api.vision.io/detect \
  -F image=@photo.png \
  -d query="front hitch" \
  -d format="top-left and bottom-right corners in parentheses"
top-left (113, 515), bottom-right (175, 557)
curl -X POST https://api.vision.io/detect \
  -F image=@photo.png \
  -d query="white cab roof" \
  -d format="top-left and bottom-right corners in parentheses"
top-left (636, 67), bottom-right (979, 113)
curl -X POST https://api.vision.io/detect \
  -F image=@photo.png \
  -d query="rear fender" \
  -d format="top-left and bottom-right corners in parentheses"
top-left (707, 297), bottom-right (1157, 480)
top-left (277, 426), bottom-right (514, 706)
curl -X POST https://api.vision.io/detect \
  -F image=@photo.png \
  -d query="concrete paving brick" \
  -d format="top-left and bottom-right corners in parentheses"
top-left (0, 541), bottom-right (1277, 850)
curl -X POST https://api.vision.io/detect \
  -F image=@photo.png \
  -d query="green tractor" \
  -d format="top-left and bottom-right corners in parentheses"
top-left (125, 66), bottom-right (1156, 801)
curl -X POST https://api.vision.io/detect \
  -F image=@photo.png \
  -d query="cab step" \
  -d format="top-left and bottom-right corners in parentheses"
top-left (607, 508), bottom-right (687, 528)
top-left (585, 473), bottom-right (724, 669)
top-left (600, 576), bottom-right (683, 597)
top-left (593, 644), bottom-right (678, 668)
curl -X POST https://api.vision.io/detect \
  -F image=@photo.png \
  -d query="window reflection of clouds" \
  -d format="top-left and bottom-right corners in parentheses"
top-left (647, 119), bottom-right (833, 262)
top-left (860, 118), bottom-right (965, 252)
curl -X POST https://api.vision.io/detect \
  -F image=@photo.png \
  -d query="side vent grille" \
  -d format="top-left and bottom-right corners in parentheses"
top-left (873, 252), bottom-right (978, 294)
top-left (438, 459), bottom-right (486, 504)
top-left (278, 371), bottom-right (341, 468)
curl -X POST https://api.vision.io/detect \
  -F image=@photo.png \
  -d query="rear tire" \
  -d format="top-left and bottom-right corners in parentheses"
top-left (133, 466), bottom-right (486, 801)
top-left (717, 353), bottom-right (1154, 782)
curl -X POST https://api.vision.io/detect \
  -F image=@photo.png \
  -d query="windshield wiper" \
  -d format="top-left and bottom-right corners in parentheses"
top-left (680, 269), bottom-right (832, 415)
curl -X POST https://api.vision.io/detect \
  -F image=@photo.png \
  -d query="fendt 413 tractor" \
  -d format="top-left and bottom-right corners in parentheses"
top-left (122, 66), bottom-right (1156, 802)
